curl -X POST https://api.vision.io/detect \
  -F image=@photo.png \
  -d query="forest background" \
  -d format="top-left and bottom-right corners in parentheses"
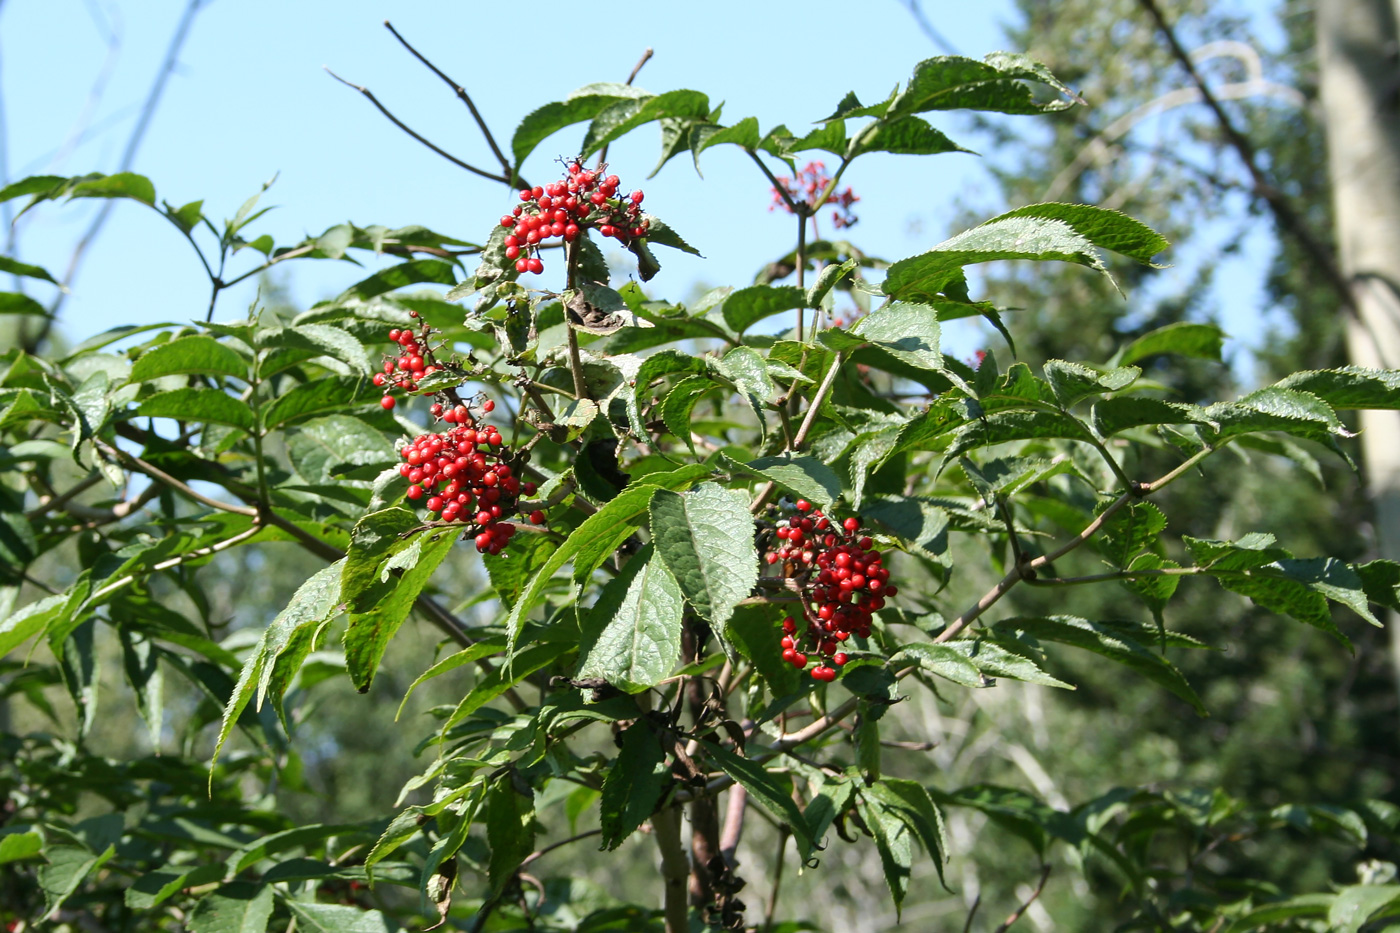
top-left (3, 0), bottom-right (1399, 930)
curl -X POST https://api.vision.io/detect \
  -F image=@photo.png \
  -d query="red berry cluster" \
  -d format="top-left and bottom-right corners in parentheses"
top-left (397, 397), bottom-right (546, 555)
top-left (763, 502), bottom-right (897, 680)
top-left (769, 160), bottom-right (860, 230)
top-left (372, 314), bottom-right (449, 410)
top-left (499, 161), bottom-right (649, 276)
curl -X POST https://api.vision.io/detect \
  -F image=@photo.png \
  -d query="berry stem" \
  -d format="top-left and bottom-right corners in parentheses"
top-left (564, 239), bottom-right (591, 401)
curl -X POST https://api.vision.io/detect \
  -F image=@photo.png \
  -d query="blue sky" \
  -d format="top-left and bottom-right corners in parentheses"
top-left (3, 0), bottom-right (1281, 369)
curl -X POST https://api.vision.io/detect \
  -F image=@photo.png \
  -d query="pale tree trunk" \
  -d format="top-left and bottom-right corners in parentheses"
top-left (1318, 0), bottom-right (1400, 684)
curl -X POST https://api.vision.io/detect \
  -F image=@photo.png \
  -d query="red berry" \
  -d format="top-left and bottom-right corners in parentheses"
top-left (380, 395), bottom-right (396, 410)
top-left (530, 510), bottom-right (545, 525)
top-left (527, 257), bottom-right (544, 274)
top-left (844, 517), bottom-right (860, 532)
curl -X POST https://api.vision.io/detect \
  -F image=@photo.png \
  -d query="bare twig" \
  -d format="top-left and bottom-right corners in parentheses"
top-left (28, 0), bottom-right (206, 350)
top-left (1136, 0), bottom-right (1357, 315)
top-left (95, 439), bottom-right (258, 517)
top-left (324, 68), bottom-right (511, 186)
top-left (992, 865), bottom-right (1052, 932)
top-left (898, 0), bottom-right (962, 55)
top-left (381, 21), bottom-right (519, 186)
top-left (596, 48), bottom-right (654, 168)
top-left (519, 828), bottom-right (603, 869)
top-left (961, 894), bottom-right (983, 933)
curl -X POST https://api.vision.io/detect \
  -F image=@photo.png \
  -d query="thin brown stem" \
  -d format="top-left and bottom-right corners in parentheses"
top-left (324, 68), bottom-right (511, 186)
top-left (95, 440), bottom-right (258, 517)
top-left (382, 21), bottom-right (519, 186)
top-left (992, 865), bottom-right (1052, 932)
top-left (1136, 0), bottom-right (1356, 315)
top-left (24, 472), bottom-right (104, 520)
top-left (596, 48), bottom-right (654, 168)
top-left (564, 241), bottom-right (590, 400)
top-left (519, 828), bottom-right (603, 869)
top-left (750, 150), bottom-right (799, 213)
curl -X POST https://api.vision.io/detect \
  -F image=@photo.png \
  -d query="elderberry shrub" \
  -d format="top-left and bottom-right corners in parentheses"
top-left (761, 499), bottom-right (897, 680)
top-left (500, 160), bottom-right (648, 275)
top-left (379, 314), bottom-right (546, 555)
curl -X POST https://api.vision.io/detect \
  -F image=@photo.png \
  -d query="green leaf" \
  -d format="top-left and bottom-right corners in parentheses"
top-left (126, 863), bottom-right (225, 909)
top-left (1097, 500), bottom-right (1166, 567)
top-left (649, 483), bottom-right (758, 637)
top-left (856, 791), bottom-right (913, 915)
top-left (692, 116), bottom-right (762, 168)
top-left (939, 637), bottom-right (1073, 688)
top-left (262, 375), bottom-right (372, 430)
top-left (721, 284), bottom-right (805, 334)
top-left (131, 335), bottom-right (250, 383)
top-left (287, 415), bottom-right (395, 485)
top-left (942, 410), bottom-right (1093, 463)
top-left (0, 292), bottom-right (48, 316)
top-left (212, 563), bottom-right (344, 769)
top-left (851, 301), bottom-right (942, 373)
top-left (0, 255), bottom-right (57, 284)
top-left (660, 375), bottom-right (720, 451)
top-left (849, 115), bottom-right (971, 157)
top-left (1043, 360), bottom-right (1140, 406)
top-left (258, 324), bottom-right (372, 375)
top-left (889, 52), bottom-right (1078, 116)
top-left (344, 529), bottom-right (458, 692)
top-left (807, 257), bottom-right (858, 308)
top-left (1117, 322), bottom-right (1225, 365)
top-left (582, 89), bottom-right (711, 158)
top-left (39, 844), bottom-right (117, 917)
top-left (485, 774), bottom-right (535, 898)
top-left (186, 883), bottom-right (274, 933)
top-left (725, 454), bottom-right (842, 510)
top-left (1204, 387), bottom-right (1347, 443)
top-left (137, 387), bottom-right (255, 431)
top-left (503, 470), bottom-right (710, 651)
top-left (642, 214), bottom-right (702, 255)
top-left (1328, 884), bottom-right (1400, 933)
top-left (599, 720), bottom-right (671, 849)
top-left (396, 639), bottom-right (507, 719)
top-left (119, 629), bottom-right (163, 750)
top-left (69, 171), bottom-right (155, 205)
top-left (867, 779), bottom-right (949, 886)
top-left (0, 831), bottom-right (42, 864)
top-left (512, 90), bottom-right (644, 168)
top-left (336, 259), bottom-right (456, 302)
top-left (285, 903), bottom-right (400, 933)
top-left (1275, 366), bottom-right (1400, 410)
top-left (726, 604), bottom-right (802, 697)
top-left (0, 174), bottom-right (66, 203)
top-left (1216, 557), bottom-right (1382, 646)
top-left (1092, 397), bottom-right (1208, 437)
top-left (863, 496), bottom-right (950, 558)
top-left (443, 638), bottom-right (572, 730)
top-left (486, 534), bottom-right (558, 610)
top-left (890, 643), bottom-right (987, 687)
top-left (701, 740), bottom-right (814, 855)
top-left (997, 202), bottom-right (1168, 265)
top-left (1219, 894), bottom-right (1333, 933)
top-left (577, 545), bottom-right (684, 693)
top-left (994, 616), bottom-right (1206, 714)
top-left (884, 205), bottom-right (1166, 303)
